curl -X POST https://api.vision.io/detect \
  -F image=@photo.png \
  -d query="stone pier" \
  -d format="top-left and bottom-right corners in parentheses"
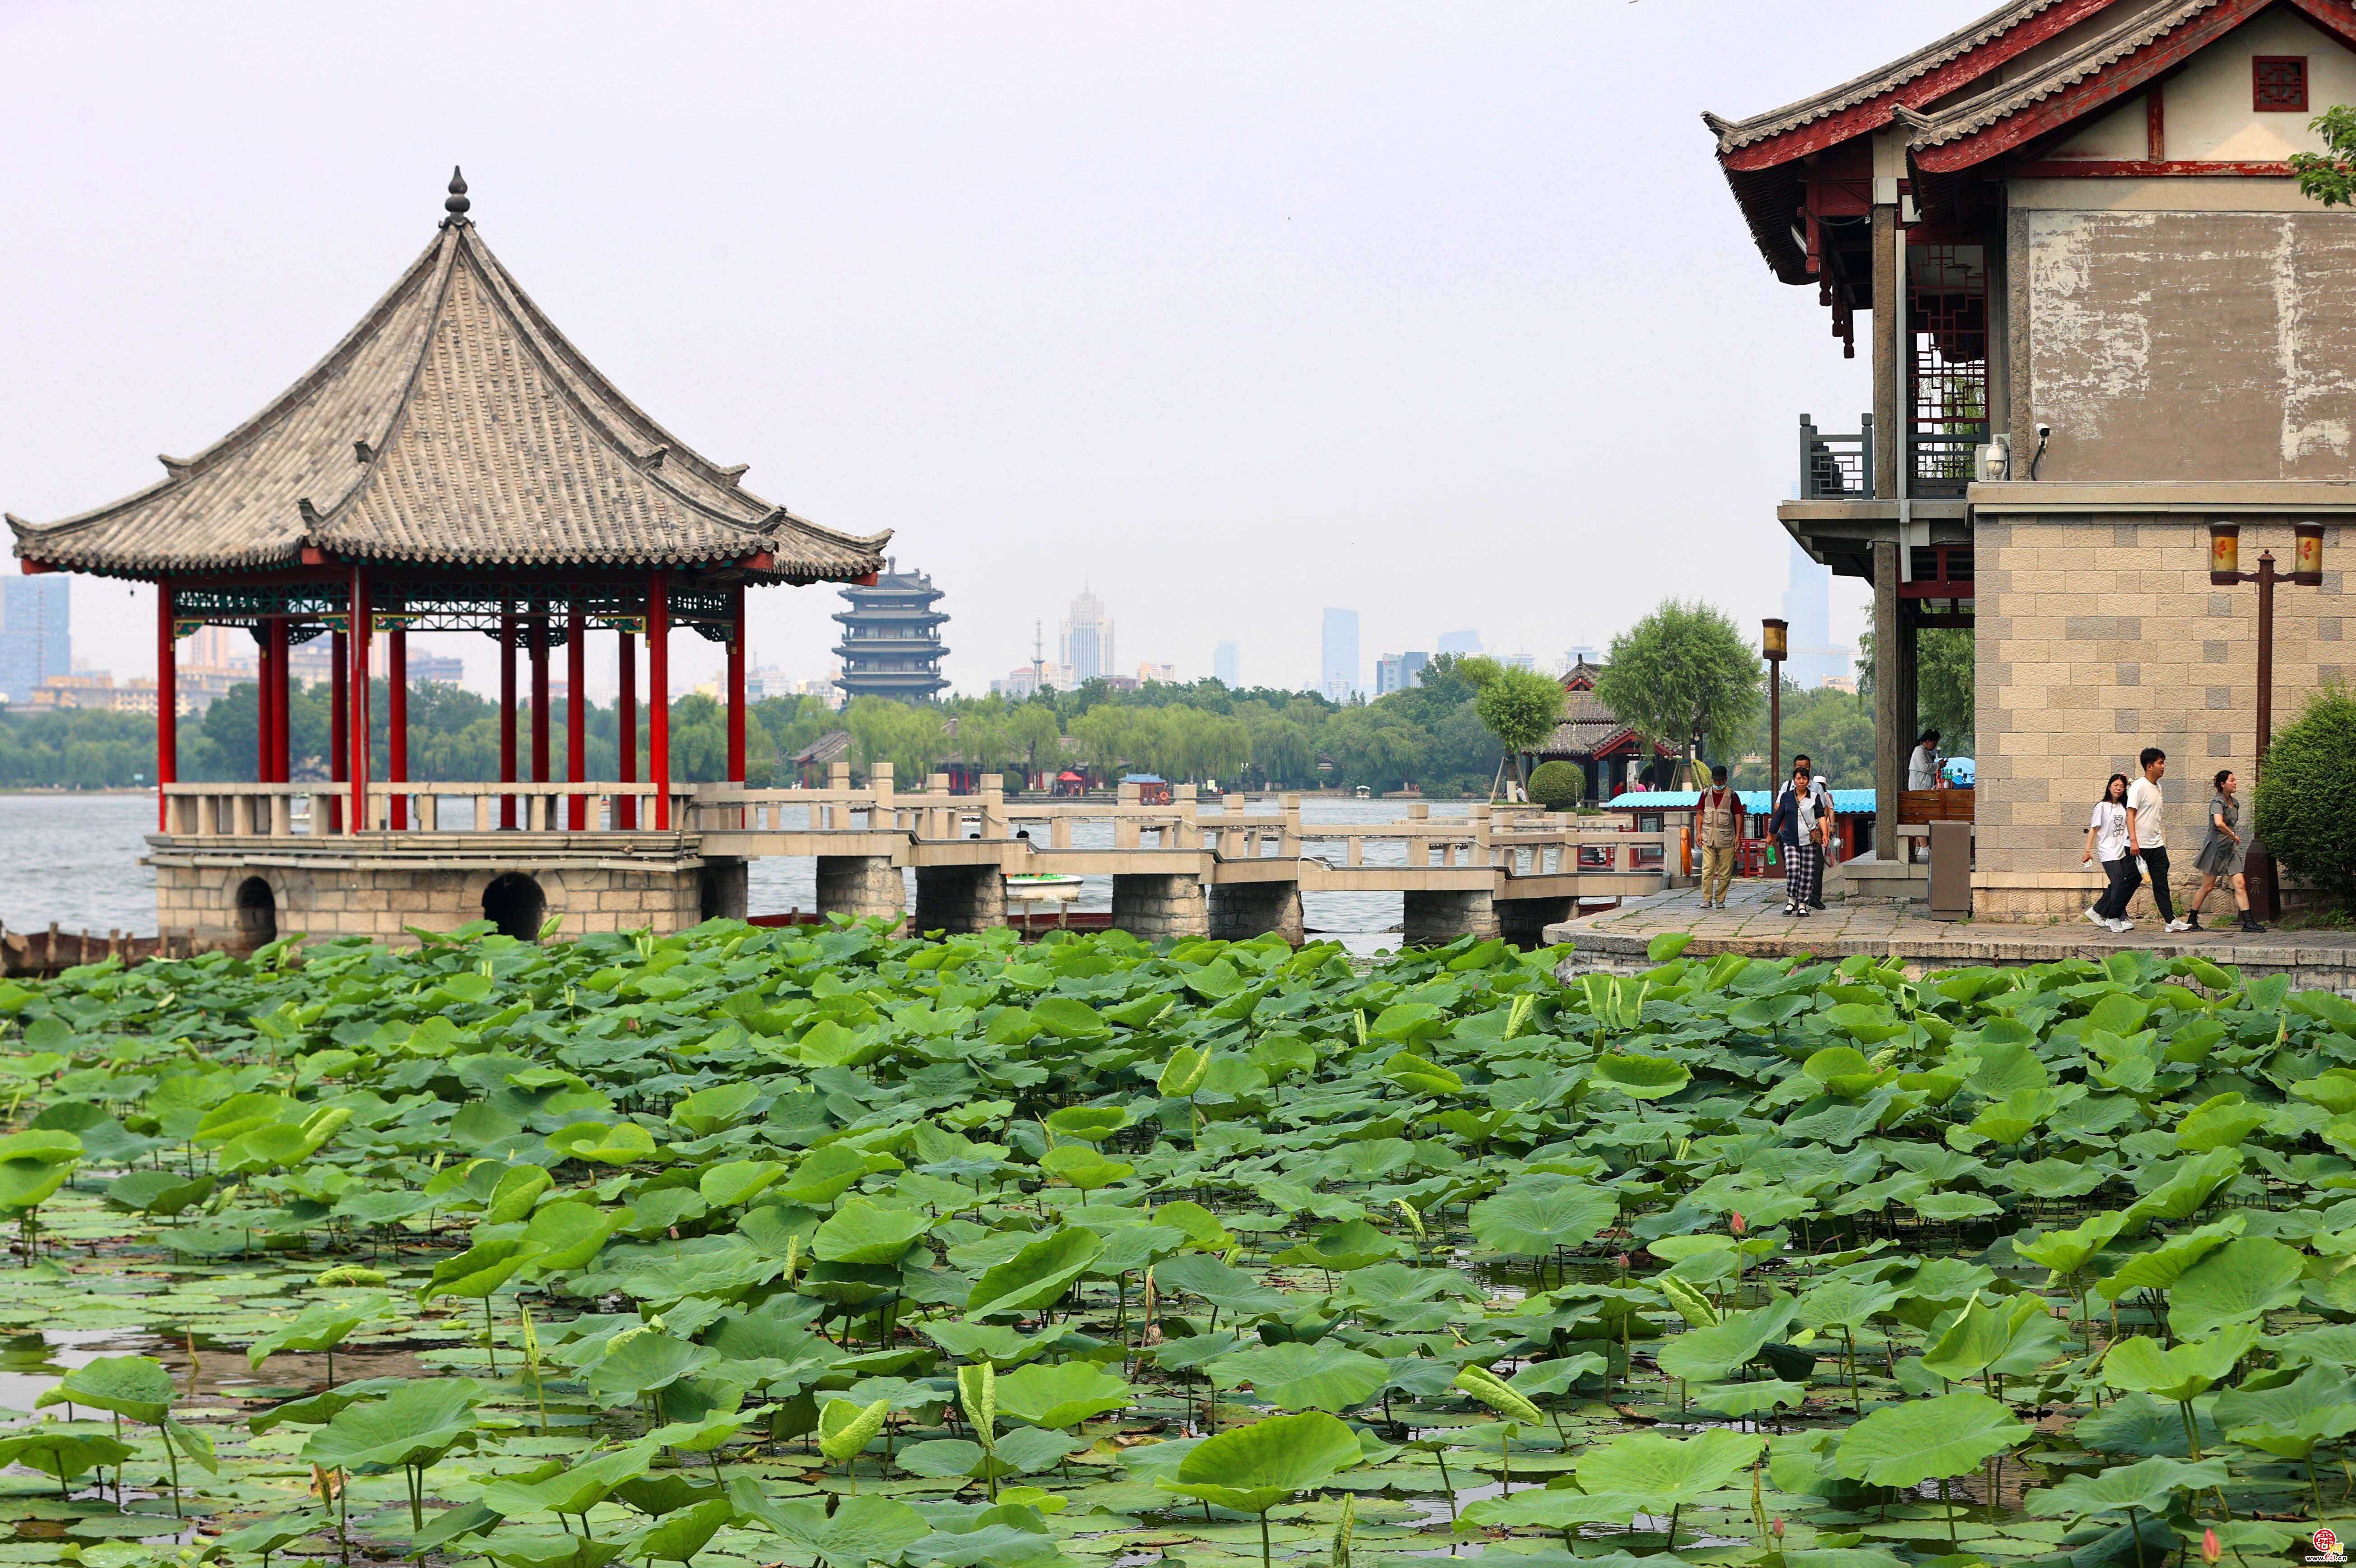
top-left (1112, 872), bottom-right (1209, 940)
top-left (816, 855), bottom-right (906, 925)
top-left (1207, 881), bottom-right (1303, 943)
top-left (150, 841), bottom-right (712, 951)
top-left (1402, 888), bottom-right (1499, 948)
top-left (913, 865), bottom-right (1006, 934)
top-left (1498, 896), bottom-right (1572, 947)
top-left (698, 858), bottom-right (749, 922)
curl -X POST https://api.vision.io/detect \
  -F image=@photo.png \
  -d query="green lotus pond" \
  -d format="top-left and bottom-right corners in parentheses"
top-left (0, 919), bottom-right (2346, 1568)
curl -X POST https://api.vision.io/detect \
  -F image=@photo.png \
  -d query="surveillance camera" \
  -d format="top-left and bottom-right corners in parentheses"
top-left (2036, 423), bottom-right (2052, 438)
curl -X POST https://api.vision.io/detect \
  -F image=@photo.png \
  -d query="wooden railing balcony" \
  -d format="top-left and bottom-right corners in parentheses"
top-left (1800, 412), bottom-right (1874, 500)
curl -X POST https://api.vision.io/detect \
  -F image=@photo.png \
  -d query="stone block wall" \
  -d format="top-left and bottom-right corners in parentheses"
top-left (816, 855), bottom-right (907, 923)
top-left (154, 854), bottom-right (709, 951)
top-left (1206, 882), bottom-right (1304, 944)
top-left (1111, 873), bottom-right (1209, 940)
top-left (1974, 515), bottom-right (2348, 920)
top-left (1498, 896), bottom-right (1572, 947)
top-left (913, 865), bottom-right (1006, 934)
top-left (1402, 888), bottom-right (1499, 948)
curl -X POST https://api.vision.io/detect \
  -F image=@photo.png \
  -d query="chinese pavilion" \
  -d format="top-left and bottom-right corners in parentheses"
top-left (8, 172), bottom-right (887, 944)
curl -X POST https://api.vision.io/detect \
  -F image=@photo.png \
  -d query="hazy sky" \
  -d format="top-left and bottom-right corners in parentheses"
top-left (0, 0), bottom-right (1985, 699)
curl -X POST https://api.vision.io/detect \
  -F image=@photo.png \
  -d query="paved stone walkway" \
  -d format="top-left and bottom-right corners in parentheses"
top-left (1541, 875), bottom-right (2356, 983)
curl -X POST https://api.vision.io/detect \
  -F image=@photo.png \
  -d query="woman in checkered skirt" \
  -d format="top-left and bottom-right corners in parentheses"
top-left (1767, 761), bottom-right (1823, 917)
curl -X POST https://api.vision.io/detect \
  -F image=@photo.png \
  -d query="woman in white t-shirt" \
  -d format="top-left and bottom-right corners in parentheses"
top-left (2082, 772), bottom-right (2137, 931)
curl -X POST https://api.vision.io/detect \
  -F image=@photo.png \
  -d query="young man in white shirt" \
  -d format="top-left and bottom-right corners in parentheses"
top-left (2124, 747), bottom-right (2188, 932)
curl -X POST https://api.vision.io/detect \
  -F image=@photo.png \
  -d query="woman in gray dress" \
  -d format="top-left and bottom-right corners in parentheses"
top-left (2187, 769), bottom-right (2264, 934)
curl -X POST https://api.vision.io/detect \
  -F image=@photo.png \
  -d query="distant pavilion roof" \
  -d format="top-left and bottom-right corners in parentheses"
top-left (9, 172), bottom-right (888, 585)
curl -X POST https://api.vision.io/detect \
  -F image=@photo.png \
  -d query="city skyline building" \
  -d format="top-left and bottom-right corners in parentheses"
top-left (1436, 629), bottom-right (1481, 657)
top-left (1374, 650), bottom-right (1428, 695)
top-left (1060, 589), bottom-right (1113, 684)
top-left (0, 576), bottom-right (71, 706)
top-left (1320, 608), bottom-right (1359, 701)
top-left (1212, 640), bottom-right (1238, 688)
top-left (1781, 540), bottom-right (1852, 688)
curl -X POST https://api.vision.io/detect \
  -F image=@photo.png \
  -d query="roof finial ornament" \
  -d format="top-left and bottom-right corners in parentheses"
top-left (443, 167), bottom-right (471, 223)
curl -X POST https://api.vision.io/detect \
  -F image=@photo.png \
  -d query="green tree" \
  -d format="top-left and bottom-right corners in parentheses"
top-left (2253, 686), bottom-right (2356, 907)
top-left (1590, 601), bottom-right (1762, 782)
top-left (1857, 627), bottom-right (1975, 756)
top-left (1457, 657), bottom-right (1567, 798)
top-left (1728, 681), bottom-right (1875, 792)
top-left (1322, 704), bottom-right (1428, 792)
top-left (2291, 106), bottom-right (2356, 207)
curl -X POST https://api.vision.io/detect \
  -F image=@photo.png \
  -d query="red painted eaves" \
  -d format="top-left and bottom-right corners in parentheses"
top-left (1722, 0), bottom-right (2117, 172)
top-left (1917, 0), bottom-right (2356, 171)
top-left (2011, 158), bottom-right (2293, 174)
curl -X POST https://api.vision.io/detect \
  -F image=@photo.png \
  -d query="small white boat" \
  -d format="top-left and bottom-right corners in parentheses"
top-left (1004, 873), bottom-right (1084, 902)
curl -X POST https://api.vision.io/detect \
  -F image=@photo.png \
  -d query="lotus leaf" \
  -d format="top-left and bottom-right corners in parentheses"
top-left (300, 1376), bottom-right (482, 1471)
top-left (1206, 1341), bottom-right (1388, 1412)
top-left (1156, 1409), bottom-right (1365, 1516)
top-left (2101, 1325), bottom-right (2261, 1402)
top-left (1833, 1390), bottom-right (2027, 1486)
top-left (1575, 1427), bottom-right (1763, 1508)
top-left (966, 1226), bottom-right (1104, 1318)
top-left (993, 1359), bottom-right (1132, 1428)
top-left (2025, 1455), bottom-right (2229, 1520)
top-left (811, 1200), bottom-right (930, 1265)
top-left (0, 1129), bottom-right (81, 1210)
top-left (1468, 1177), bottom-right (1617, 1257)
top-left (2166, 1235), bottom-right (2305, 1338)
top-left (41, 1354), bottom-right (174, 1423)
top-left (1590, 1052), bottom-right (1690, 1100)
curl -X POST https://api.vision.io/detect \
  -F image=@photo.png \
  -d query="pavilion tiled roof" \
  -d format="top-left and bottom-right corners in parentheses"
top-left (9, 178), bottom-right (889, 583)
top-left (1701, 0), bottom-right (2077, 155)
top-left (1899, 0), bottom-right (2227, 155)
top-left (1531, 688), bottom-right (1675, 761)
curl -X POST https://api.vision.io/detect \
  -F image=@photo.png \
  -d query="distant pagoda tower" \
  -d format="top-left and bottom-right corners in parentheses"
top-left (832, 559), bottom-right (949, 701)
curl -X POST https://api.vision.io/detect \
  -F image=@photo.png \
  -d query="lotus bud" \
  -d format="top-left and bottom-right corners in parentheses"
top-left (1730, 1211), bottom-right (1747, 1235)
top-left (2203, 1529), bottom-right (2221, 1565)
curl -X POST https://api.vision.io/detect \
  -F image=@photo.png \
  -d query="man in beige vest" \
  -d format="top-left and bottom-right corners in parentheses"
top-left (1695, 764), bottom-right (1742, 908)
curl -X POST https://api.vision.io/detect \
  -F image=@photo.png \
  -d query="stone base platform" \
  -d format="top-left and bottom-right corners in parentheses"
top-left (1544, 878), bottom-right (2356, 989)
top-left (148, 832), bottom-right (741, 951)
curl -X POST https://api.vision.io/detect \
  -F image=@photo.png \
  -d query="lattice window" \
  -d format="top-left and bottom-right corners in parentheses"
top-left (1906, 243), bottom-right (1988, 497)
top-left (2255, 56), bottom-right (2308, 112)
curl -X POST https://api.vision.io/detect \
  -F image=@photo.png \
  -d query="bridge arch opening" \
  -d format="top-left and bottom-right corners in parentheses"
top-left (234, 876), bottom-right (277, 949)
top-left (482, 873), bottom-right (545, 942)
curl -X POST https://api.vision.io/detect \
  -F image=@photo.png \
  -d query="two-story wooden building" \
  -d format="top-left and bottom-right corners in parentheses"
top-left (1712, 0), bottom-right (2356, 919)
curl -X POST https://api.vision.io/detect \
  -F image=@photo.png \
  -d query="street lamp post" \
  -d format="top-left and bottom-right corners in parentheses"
top-left (2208, 519), bottom-right (2324, 920)
top-left (1762, 618), bottom-right (1789, 788)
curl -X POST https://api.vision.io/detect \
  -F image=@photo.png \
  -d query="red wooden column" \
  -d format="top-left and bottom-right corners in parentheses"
top-left (388, 622), bottom-right (409, 829)
top-left (566, 606), bottom-right (587, 830)
top-left (270, 617), bottom-right (291, 785)
top-left (616, 626), bottom-right (638, 830)
top-left (348, 569), bottom-right (371, 832)
top-left (726, 583), bottom-right (747, 784)
top-left (530, 620), bottom-right (551, 813)
top-left (498, 614), bottom-right (518, 829)
top-left (649, 571), bottom-right (671, 830)
top-left (156, 584), bottom-right (176, 830)
top-left (254, 622), bottom-right (274, 783)
top-left (329, 629), bottom-right (348, 833)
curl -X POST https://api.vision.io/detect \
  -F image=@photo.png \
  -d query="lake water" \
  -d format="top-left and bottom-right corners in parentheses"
top-left (0, 794), bottom-right (1480, 956)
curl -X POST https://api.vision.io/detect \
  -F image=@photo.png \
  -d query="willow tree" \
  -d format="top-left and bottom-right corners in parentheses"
top-left (1457, 657), bottom-right (1567, 800)
top-left (1591, 601), bottom-right (1762, 785)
